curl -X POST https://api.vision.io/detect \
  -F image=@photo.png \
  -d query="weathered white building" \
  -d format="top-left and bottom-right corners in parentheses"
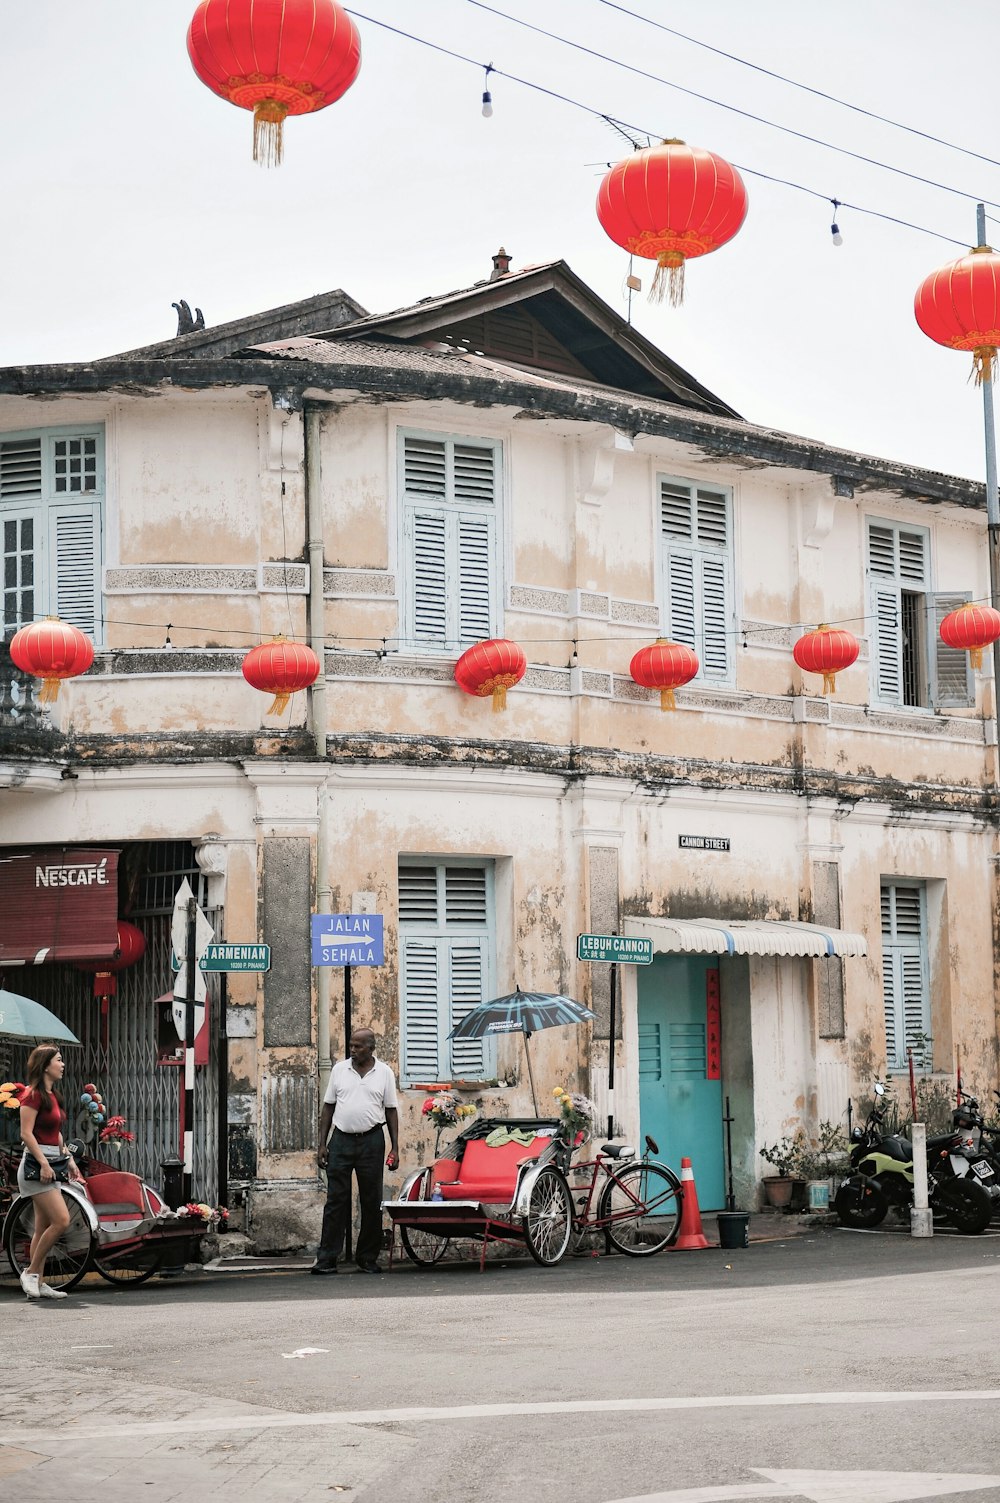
top-left (1, 254), bottom-right (997, 1242)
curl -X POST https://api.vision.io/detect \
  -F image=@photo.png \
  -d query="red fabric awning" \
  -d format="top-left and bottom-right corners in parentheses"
top-left (0, 849), bottom-right (120, 964)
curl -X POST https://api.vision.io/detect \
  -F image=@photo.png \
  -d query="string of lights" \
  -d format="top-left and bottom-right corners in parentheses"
top-left (345, 7), bottom-right (973, 250)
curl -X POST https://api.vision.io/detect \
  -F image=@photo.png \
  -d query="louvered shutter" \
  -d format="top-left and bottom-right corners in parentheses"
top-left (700, 553), bottom-right (731, 678)
top-left (870, 582), bottom-right (903, 704)
top-left (50, 503), bottom-right (100, 636)
top-left (408, 510), bottom-right (448, 644)
top-left (400, 937), bottom-right (442, 1081)
top-left (660, 482), bottom-right (694, 540)
top-left (456, 514), bottom-right (494, 644)
top-left (403, 436), bottom-right (447, 498)
top-left (930, 592), bottom-right (975, 708)
top-left (695, 488), bottom-right (728, 547)
top-left (882, 950), bottom-right (899, 1069)
top-left (660, 476), bottom-right (733, 686)
top-left (444, 867), bottom-right (488, 924)
top-left (665, 549), bottom-right (697, 651)
top-left (453, 443), bottom-right (495, 505)
top-left (880, 884), bottom-right (929, 1071)
top-left (448, 939), bottom-right (487, 1077)
top-left (0, 437), bottom-right (42, 500)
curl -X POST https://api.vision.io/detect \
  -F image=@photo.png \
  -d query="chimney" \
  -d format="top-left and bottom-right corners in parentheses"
top-left (489, 246), bottom-right (512, 281)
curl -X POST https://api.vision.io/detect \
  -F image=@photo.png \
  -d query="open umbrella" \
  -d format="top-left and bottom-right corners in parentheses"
top-left (448, 989), bottom-right (595, 1113)
top-left (0, 990), bottom-right (81, 1046)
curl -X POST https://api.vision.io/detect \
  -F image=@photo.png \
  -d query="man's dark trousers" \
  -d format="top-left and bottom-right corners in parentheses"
top-left (319, 1126), bottom-right (385, 1266)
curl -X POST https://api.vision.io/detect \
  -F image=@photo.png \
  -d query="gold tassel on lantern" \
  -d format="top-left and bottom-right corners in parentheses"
top-left (969, 646), bottom-right (985, 671)
top-left (651, 252), bottom-right (685, 307)
top-left (38, 678), bottom-right (61, 704)
top-left (481, 674), bottom-right (518, 712)
top-left (253, 100), bottom-right (288, 166)
top-left (266, 691), bottom-right (292, 716)
top-left (659, 687), bottom-right (677, 712)
top-left (971, 346), bottom-right (996, 386)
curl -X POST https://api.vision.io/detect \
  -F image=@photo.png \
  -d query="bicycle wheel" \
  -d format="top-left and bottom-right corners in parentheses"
top-left (400, 1225), bottom-right (451, 1266)
top-left (599, 1162), bottom-right (683, 1255)
top-left (4, 1192), bottom-right (95, 1291)
top-left (93, 1244), bottom-right (166, 1286)
top-left (521, 1167), bottom-right (573, 1266)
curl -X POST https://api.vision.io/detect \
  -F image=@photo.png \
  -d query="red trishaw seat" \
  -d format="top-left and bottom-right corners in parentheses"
top-left (85, 1171), bottom-right (146, 1220)
top-left (437, 1136), bottom-right (551, 1203)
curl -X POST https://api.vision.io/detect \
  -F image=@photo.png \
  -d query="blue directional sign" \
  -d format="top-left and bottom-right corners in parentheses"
top-left (311, 913), bottom-right (384, 967)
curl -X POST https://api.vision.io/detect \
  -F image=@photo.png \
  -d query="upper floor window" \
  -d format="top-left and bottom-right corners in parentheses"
top-left (1, 426), bottom-right (103, 642)
top-left (880, 881), bottom-right (932, 1073)
top-left (866, 519), bottom-right (972, 710)
top-left (399, 431), bottom-right (501, 653)
top-left (398, 860), bottom-right (496, 1084)
top-left (658, 476), bottom-right (734, 685)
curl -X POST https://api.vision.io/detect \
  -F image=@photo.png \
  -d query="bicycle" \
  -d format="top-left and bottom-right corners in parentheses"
top-left (558, 1133), bottom-right (684, 1256)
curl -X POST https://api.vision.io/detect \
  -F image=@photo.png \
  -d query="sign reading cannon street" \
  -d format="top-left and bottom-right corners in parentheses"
top-left (577, 933), bottom-right (653, 965)
top-left (679, 834), bottom-right (731, 852)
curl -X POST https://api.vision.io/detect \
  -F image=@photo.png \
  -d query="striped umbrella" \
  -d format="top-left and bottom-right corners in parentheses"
top-left (449, 990), bottom-right (595, 1112)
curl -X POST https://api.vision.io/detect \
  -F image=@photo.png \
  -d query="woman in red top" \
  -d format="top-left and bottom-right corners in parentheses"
top-left (18, 1044), bottom-right (84, 1300)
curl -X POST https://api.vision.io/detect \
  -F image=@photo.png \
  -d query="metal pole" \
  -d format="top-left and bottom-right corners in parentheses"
top-left (910, 1122), bottom-right (932, 1237)
top-left (343, 965), bottom-right (352, 1057)
top-left (305, 403), bottom-right (333, 1085)
top-left (607, 960), bottom-right (617, 1139)
top-left (217, 972), bottom-right (228, 1209)
top-left (976, 206), bottom-right (1000, 732)
top-left (724, 1094), bottom-right (736, 1212)
top-left (182, 895), bottom-right (197, 1203)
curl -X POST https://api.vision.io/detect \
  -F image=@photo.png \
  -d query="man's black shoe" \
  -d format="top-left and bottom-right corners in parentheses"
top-left (356, 1261), bottom-right (382, 1274)
top-left (310, 1261), bottom-right (338, 1275)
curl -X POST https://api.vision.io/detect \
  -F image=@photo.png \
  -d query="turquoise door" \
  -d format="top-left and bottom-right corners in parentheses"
top-left (637, 955), bottom-right (725, 1209)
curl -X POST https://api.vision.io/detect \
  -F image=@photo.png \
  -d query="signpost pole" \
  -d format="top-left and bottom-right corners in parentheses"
top-left (344, 966), bottom-right (352, 1057)
top-left (183, 895), bottom-right (197, 1203)
top-left (607, 958), bottom-right (617, 1140)
top-left (217, 972), bottom-right (229, 1209)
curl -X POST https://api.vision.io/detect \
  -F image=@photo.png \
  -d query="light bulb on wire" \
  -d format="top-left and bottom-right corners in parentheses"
top-left (482, 63), bottom-right (494, 118)
top-left (830, 199), bottom-right (843, 247)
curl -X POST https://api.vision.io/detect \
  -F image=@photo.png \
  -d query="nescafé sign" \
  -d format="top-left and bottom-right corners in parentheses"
top-left (0, 848), bottom-right (120, 964)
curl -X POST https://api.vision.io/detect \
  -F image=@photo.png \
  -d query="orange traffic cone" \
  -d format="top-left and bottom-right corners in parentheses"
top-left (672, 1156), bottom-right (710, 1250)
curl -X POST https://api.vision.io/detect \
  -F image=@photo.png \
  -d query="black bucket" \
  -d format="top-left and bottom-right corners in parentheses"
top-left (716, 1211), bottom-right (750, 1249)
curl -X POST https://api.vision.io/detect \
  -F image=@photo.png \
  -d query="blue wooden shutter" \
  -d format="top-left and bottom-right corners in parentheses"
top-left (50, 503), bottom-right (100, 636)
top-left (660, 477), bottom-right (733, 685)
top-left (931, 592), bottom-right (974, 709)
top-left (880, 884), bottom-right (929, 1071)
top-left (400, 936), bottom-right (442, 1081)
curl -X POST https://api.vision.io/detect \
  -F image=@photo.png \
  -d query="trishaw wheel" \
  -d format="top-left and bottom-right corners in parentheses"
top-left (93, 1245), bottom-right (166, 1286)
top-left (3, 1192), bottom-right (95, 1291)
top-left (400, 1226), bottom-right (451, 1266)
top-left (599, 1162), bottom-right (682, 1255)
top-left (522, 1167), bottom-right (573, 1266)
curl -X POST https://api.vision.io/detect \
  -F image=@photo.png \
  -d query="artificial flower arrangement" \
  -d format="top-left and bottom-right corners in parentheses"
top-left (552, 1085), bottom-right (597, 1142)
top-left (178, 1201), bottom-right (230, 1227)
top-left (99, 1114), bottom-right (136, 1151)
top-left (421, 1090), bottom-right (476, 1153)
top-left (0, 1082), bottom-right (24, 1113)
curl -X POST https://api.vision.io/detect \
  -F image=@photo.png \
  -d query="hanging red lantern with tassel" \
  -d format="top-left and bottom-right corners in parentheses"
top-left (914, 244), bottom-right (1000, 384)
top-left (629, 638), bottom-right (699, 711)
top-left (793, 625), bottom-right (859, 694)
top-left (939, 601), bottom-right (1000, 669)
top-left (75, 921), bottom-right (147, 1001)
top-left (187, 0), bottom-right (361, 166)
top-left (9, 617), bottom-right (94, 702)
top-left (454, 639), bottom-right (527, 712)
top-left (597, 140), bottom-right (748, 306)
top-left (243, 638), bottom-right (321, 715)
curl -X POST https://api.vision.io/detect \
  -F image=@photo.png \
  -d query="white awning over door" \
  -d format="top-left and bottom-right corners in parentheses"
top-left (625, 917), bottom-right (867, 959)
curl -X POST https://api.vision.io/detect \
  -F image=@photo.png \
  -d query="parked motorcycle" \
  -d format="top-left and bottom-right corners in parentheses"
top-left (834, 1082), bottom-right (993, 1233)
top-left (950, 1094), bottom-right (1000, 1210)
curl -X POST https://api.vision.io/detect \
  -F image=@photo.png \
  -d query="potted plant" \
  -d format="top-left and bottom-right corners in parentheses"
top-left (759, 1133), bottom-right (806, 1209)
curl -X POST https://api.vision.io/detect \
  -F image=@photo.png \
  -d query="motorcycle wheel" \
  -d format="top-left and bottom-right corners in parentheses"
top-left (935, 1178), bottom-right (992, 1234)
top-left (834, 1176), bottom-right (888, 1229)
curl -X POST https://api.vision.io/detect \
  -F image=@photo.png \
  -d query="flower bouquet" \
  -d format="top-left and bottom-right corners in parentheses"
top-left (552, 1085), bottom-right (597, 1146)
top-left (0, 1083), bottom-right (24, 1141)
top-left (98, 1115), bottom-right (136, 1153)
top-left (178, 1202), bottom-right (229, 1229)
top-left (421, 1091), bottom-right (476, 1155)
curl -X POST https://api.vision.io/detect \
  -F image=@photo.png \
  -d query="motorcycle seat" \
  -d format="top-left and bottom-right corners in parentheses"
top-left (927, 1132), bottom-right (961, 1153)
top-left (879, 1134), bottom-right (912, 1161)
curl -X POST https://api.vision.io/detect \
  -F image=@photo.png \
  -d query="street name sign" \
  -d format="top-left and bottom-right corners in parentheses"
top-left (202, 943), bottom-right (271, 973)
top-left (311, 913), bottom-right (384, 967)
top-left (577, 933), bottom-right (653, 965)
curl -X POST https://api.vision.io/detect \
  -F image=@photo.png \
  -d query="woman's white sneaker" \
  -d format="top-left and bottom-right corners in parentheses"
top-left (20, 1271), bottom-right (40, 1299)
top-left (39, 1283), bottom-right (68, 1299)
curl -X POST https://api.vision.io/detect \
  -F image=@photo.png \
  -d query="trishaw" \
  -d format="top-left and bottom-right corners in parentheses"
top-left (1, 1136), bottom-right (207, 1290)
top-left (383, 1116), bottom-right (684, 1271)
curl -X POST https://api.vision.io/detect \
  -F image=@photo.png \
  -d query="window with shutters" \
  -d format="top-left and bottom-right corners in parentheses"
top-left (1, 426), bottom-right (103, 643)
top-left (399, 430), bottom-right (501, 653)
top-left (880, 882), bottom-right (932, 1072)
top-left (866, 519), bottom-right (971, 710)
top-left (398, 861), bottom-right (496, 1084)
top-left (657, 475), bottom-right (734, 685)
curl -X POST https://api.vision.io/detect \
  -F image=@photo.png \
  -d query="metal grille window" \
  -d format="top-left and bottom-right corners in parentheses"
top-left (398, 861), bottom-right (495, 1083)
top-left (658, 476), bottom-right (734, 684)
top-left (866, 519), bottom-right (972, 709)
top-left (0, 426), bottom-right (103, 640)
top-left (400, 431), bottom-right (501, 652)
top-left (880, 881), bottom-right (932, 1072)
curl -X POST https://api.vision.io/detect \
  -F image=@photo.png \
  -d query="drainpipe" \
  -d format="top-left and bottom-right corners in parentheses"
top-left (304, 402), bottom-right (333, 1083)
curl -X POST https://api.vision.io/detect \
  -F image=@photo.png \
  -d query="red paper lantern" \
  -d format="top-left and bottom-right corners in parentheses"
top-left (914, 245), bottom-right (1000, 384)
top-left (9, 617), bottom-right (94, 703)
top-left (792, 625), bottom-right (859, 695)
top-left (75, 921), bottom-right (146, 1001)
top-left (454, 639), bottom-right (527, 712)
top-left (939, 602), bottom-right (1000, 670)
top-left (597, 139), bottom-right (748, 306)
top-left (187, 0), bottom-right (361, 165)
top-left (629, 638), bottom-right (699, 711)
top-left (242, 638), bottom-right (321, 715)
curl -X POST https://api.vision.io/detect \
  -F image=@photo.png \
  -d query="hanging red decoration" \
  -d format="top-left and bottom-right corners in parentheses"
top-left (792, 625), bottom-right (859, 695)
top-left (187, 0), bottom-right (361, 166)
top-left (914, 245), bottom-right (1000, 385)
top-left (597, 139), bottom-right (748, 306)
top-left (75, 921), bottom-right (147, 1001)
top-left (242, 638), bottom-right (321, 715)
top-left (629, 638), bottom-right (699, 711)
top-left (9, 617), bottom-right (94, 703)
top-left (454, 639), bottom-right (527, 712)
top-left (939, 602), bottom-right (1000, 670)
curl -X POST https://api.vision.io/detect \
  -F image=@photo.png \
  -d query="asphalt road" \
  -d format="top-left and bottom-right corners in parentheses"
top-left (2, 1227), bottom-right (1000, 1503)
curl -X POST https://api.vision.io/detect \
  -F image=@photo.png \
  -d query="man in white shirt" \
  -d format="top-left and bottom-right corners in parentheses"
top-left (312, 1028), bottom-right (400, 1275)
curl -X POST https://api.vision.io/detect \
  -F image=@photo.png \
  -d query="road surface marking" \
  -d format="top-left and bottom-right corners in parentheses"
top-left (605, 1467), bottom-right (1000, 1502)
top-left (281, 1347), bottom-right (329, 1359)
top-left (4, 1389), bottom-right (1000, 1445)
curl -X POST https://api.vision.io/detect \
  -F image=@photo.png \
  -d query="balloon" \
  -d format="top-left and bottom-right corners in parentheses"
top-left (83, 1084), bottom-right (97, 1095)
top-left (94, 1113), bottom-right (104, 1124)
top-left (80, 1093), bottom-right (93, 1104)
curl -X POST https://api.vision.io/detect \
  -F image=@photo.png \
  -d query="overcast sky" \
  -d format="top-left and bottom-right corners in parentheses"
top-left (4, 2), bottom-right (1000, 482)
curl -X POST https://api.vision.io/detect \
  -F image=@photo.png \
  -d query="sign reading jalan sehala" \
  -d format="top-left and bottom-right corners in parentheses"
top-left (311, 913), bottom-right (385, 968)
